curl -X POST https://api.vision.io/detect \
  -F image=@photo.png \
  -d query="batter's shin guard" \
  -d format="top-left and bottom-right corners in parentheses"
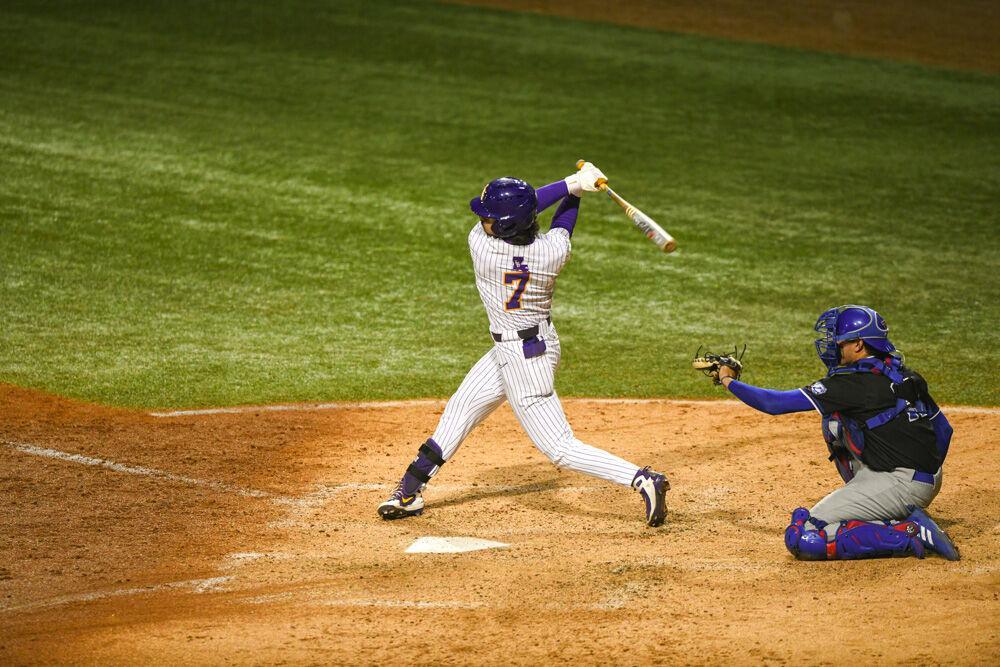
top-left (400, 439), bottom-right (446, 496)
top-left (784, 508), bottom-right (830, 560)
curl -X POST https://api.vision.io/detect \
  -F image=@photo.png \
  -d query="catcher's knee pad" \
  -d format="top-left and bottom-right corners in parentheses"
top-left (784, 508), bottom-right (831, 560)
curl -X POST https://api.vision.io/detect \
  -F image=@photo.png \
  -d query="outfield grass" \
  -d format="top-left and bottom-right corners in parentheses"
top-left (1, 0), bottom-right (998, 407)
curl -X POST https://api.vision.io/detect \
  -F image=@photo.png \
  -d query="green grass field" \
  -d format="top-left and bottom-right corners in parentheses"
top-left (1, 0), bottom-right (998, 407)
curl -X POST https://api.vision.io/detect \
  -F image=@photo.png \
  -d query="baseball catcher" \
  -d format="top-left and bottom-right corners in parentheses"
top-left (695, 305), bottom-right (959, 561)
top-left (377, 163), bottom-right (669, 527)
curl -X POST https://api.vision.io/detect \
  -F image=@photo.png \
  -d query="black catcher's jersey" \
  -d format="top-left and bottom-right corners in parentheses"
top-left (801, 369), bottom-right (941, 473)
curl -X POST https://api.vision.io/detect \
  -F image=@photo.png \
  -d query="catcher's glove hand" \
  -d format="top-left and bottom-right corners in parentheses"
top-left (692, 345), bottom-right (746, 385)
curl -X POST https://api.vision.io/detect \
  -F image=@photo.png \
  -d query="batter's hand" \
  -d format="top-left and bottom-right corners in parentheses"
top-left (576, 161), bottom-right (607, 192)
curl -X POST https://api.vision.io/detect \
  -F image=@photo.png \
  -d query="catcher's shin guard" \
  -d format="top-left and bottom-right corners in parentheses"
top-left (784, 508), bottom-right (925, 560)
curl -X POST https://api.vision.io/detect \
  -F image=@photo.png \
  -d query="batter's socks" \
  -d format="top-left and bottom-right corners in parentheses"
top-left (400, 438), bottom-right (446, 496)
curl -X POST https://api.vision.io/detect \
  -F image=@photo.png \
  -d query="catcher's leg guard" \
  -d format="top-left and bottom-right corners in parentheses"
top-left (831, 520), bottom-right (924, 559)
top-left (400, 438), bottom-right (445, 496)
top-left (784, 508), bottom-right (925, 560)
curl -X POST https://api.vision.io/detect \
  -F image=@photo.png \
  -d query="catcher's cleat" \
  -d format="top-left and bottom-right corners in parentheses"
top-left (377, 481), bottom-right (425, 520)
top-left (906, 506), bottom-right (960, 561)
top-left (632, 467), bottom-right (670, 527)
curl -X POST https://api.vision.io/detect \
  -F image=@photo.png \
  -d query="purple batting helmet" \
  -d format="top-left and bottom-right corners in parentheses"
top-left (470, 177), bottom-right (537, 239)
top-left (814, 305), bottom-right (895, 369)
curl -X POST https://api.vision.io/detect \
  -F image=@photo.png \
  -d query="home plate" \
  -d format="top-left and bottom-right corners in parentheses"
top-left (405, 537), bottom-right (510, 554)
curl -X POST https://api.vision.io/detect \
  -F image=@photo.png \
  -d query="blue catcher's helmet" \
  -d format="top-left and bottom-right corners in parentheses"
top-left (814, 305), bottom-right (896, 369)
top-left (470, 177), bottom-right (538, 239)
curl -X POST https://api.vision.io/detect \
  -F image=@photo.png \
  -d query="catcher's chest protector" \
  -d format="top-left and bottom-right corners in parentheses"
top-left (821, 357), bottom-right (948, 474)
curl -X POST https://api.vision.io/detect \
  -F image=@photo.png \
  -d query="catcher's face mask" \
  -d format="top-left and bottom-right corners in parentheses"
top-left (814, 307), bottom-right (843, 370)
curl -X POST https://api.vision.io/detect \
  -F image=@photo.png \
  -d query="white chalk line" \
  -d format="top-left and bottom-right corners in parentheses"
top-left (939, 405), bottom-right (1000, 415)
top-left (0, 576), bottom-right (234, 614)
top-left (3, 440), bottom-right (281, 500)
top-left (148, 399), bottom-right (445, 417)
top-left (240, 589), bottom-right (639, 612)
top-left (148, 398), bottom-right (1000, 418)
top-left (3, 440), bottom-right (600, 507)
top-left (251, 593), bottom-right (654, 612)
top-left (322, 598), bottom-right (484, 610)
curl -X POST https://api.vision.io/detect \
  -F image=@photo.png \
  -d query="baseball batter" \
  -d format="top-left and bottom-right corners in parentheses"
top-left (698, 305), bottom-right (959, 560)
top-left (378, 163), bottom-right (669, 526)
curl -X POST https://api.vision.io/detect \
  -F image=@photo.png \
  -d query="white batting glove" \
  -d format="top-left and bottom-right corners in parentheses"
top-left (576, 161), bottom-right (607, 192)
top-left (563, 172), bottom-right (585, 197)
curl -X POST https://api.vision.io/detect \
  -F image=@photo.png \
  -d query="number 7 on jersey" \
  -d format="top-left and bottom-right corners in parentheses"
top-left (504, 257), bottom-right (530, 310)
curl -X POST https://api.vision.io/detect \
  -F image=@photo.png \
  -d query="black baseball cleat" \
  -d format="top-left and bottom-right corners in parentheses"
top-left (632, 467), bottom-right (670, 527)
top-left (377, 481), bottom-right (425, 520)
top-left (906, 506), bottom-right (960, 561)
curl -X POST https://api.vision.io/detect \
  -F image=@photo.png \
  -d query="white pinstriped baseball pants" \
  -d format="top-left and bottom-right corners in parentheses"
top-left (430, 324), bottom-right (641, 487)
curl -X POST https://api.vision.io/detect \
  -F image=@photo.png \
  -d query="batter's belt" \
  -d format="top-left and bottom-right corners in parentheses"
top-left (491, 317), bottom-right (551, 343)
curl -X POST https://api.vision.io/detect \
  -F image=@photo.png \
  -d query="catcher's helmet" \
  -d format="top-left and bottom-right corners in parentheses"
top-left (814, 305), bottom-right (895, 369)
top-left (470, 177), bottom-right (537, 239)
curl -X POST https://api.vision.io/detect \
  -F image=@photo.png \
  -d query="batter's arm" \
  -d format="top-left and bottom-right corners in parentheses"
top-left (549, 194), bottom-right (581, 236)
top-left (723, 379), bottom-right (815, 415)
top-left (535, 180), bottom-right (570, 212)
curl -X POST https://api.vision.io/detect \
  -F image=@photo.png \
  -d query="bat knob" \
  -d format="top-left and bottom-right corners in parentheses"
top-left (576, 159), bottom-right (586, 170)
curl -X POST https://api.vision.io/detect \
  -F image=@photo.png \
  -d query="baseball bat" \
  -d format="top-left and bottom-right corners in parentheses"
top-left (576, 159), bottom-right (677, 253)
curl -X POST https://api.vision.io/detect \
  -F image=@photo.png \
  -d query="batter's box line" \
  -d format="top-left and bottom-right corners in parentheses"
top-left (147, 399), bottom-right (1000, 418)
top-left (1, 441), bottom-right (602, 509)
top-left (2, 440), bottom-right (290, 502)
top-left (273, 481), bottom-right (605, 510)
top-left (0, 576), bottom-right (234, 614)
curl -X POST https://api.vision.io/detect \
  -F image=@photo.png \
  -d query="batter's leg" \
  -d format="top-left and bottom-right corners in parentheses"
top-left (430, 347), bottom-right (507, 460)
top-left (493, 337), bottom-right (668, 525)
top-left (494, 339), bottom-right (639, 485)
top-left (378, 348), bottom-right (506, 520)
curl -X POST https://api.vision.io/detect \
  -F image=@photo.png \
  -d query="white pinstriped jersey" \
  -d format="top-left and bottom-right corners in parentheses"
top-left (468, 223), bottom-right (571, 333)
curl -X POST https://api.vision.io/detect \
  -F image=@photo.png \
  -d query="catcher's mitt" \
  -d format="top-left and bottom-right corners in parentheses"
top-left (692, 345), bottom-right (746, 385)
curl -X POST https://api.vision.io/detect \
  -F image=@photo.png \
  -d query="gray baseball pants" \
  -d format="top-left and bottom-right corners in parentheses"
top-left (810, 461), bottom-right (941, 538)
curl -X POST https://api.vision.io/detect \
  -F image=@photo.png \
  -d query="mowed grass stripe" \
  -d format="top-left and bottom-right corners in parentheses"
top-left (0, 0), bottom-right (997, 407)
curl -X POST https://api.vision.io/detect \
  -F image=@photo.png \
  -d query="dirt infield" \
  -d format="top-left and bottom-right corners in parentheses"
top-left (447, 0), bottom-right (1000, 73)
top-left (2, 384), bottom-right (998, 664)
